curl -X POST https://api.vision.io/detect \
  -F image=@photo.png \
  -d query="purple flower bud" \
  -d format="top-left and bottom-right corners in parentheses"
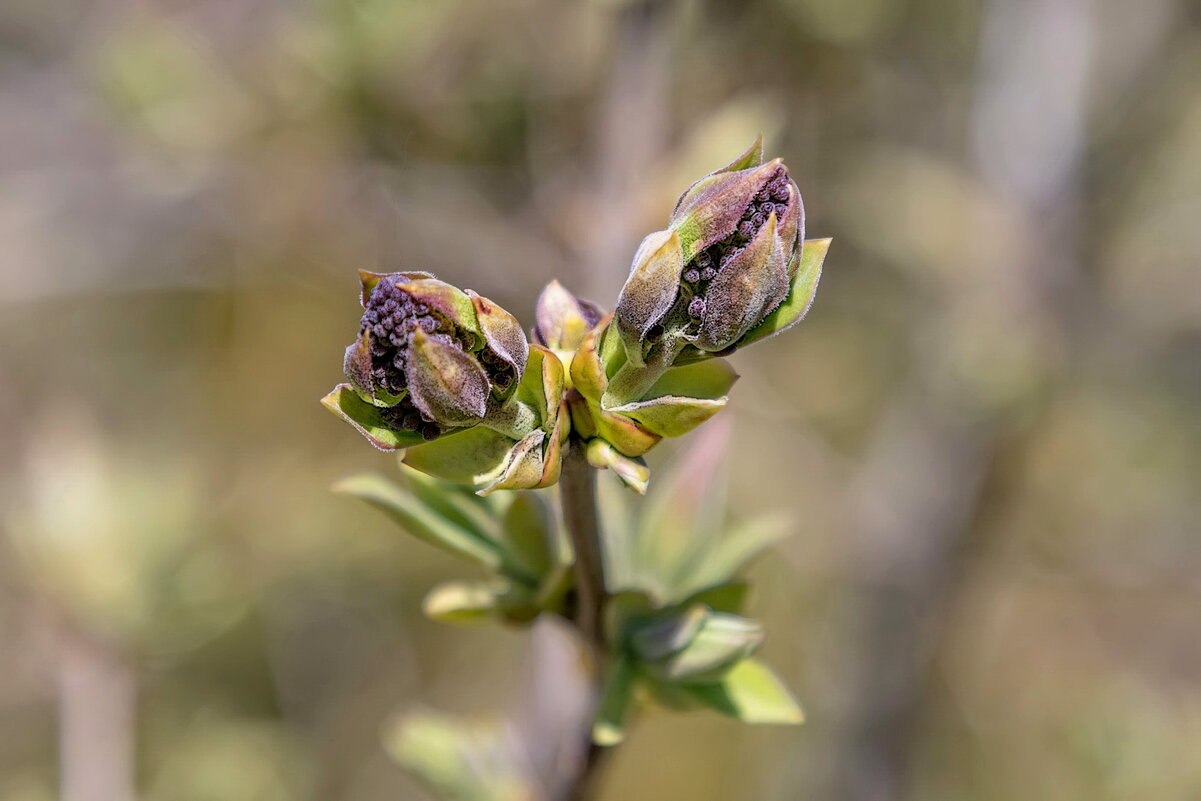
top-left (661, 142), bottom-right (804, 354)
top-left (343, 274), bottom-right (529, 435)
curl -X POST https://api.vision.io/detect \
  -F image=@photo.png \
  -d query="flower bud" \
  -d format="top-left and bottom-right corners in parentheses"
top-left (533, 280), bottom-right (604, 356)
top-left (613, 137), bottom-right (805, 359)
top-left (342, 273), bottom-right (527, 439)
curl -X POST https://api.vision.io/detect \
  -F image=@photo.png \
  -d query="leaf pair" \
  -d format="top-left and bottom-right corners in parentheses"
top-left (588, 422), bottom-right (802, 743)
top-left (335, 469), bottom-right (571, 625)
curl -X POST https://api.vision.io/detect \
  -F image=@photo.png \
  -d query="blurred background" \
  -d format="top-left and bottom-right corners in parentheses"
top-left (2, 0), bottom-right (1200, 798)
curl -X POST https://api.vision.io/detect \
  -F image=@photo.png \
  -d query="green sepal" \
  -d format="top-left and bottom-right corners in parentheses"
top-left (516, 345), bottom-right (565, 436)
top-left (333, 473), bottom-right (502, 569)
top-left (569, 317), bottom-right (611, 403)
top-left (322, 384), bottom-right (427, 450)
top-left (680, 658), bottom-right (803, 725)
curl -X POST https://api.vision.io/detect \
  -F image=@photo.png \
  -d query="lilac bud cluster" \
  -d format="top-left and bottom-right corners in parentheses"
top-left (681, 166), bottom-right (792, 320)
top-left (358, 276), bottom-right (515, 438)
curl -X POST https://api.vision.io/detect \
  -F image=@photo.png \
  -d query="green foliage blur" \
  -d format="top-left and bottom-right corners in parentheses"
top-left (1, 0), bottom-right (1199, 799)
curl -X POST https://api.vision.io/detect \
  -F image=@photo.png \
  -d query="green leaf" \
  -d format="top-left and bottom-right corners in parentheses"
top-left (321, 384), bottom-right (426, 450)
top-left (681, 514), bottom-right (791, 597)
top-left (333, 473), bottom-right (502, 569)
top-left (422, 582), bottom-right (502, 624)
top-left (737, 237), bottom-right (831, 350)
top-left (497, 492), bottom-right (552, 581)
top-left (681, 581), bottom-right (749, 615)
top-left (656, 613), bottom-right (764, 683)
top-left (383, 710), bottom-right (531, 801)
top-left (402, 426), bottom-right (516, 485)
top-left (402, 466), bottom-right (505, 546)
top-left (592, 656), bottom-right (635, 746)
top-left (477, 429), bottom-right (546, 495)
top-left (683, 658), bottom-right (804, 725)
top-left (629, 605), bottom-right (709, 662)
top-left (635, 420), bottom-right (731, 601)
top-left (646, 359), bottom-right (739, 401)
top-left (585, 438), bottom-right (650, 495)
top-left (603, 590), bottom-right (655, 644)
top-left (609, 395), bottom-right (727, 438)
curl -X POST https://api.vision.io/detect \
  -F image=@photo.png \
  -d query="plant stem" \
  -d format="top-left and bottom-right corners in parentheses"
top-left (602, 334), bottom-right (685, 408)
top-left (558, 439), bottom-right (610, 800)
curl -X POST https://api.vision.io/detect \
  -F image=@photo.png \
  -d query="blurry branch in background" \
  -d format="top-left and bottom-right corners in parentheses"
top-left (5, 415), bottom-right (248, 801)
top-left (55, 622), bottom-right (137, 801)
top-left (830, 0), bottom-right (1095, 798)
top-left (584, 0), bottom-right (672, 303)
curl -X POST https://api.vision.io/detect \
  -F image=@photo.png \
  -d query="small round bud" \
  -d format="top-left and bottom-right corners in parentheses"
top-left (688, 296), bottom-right (706, 318)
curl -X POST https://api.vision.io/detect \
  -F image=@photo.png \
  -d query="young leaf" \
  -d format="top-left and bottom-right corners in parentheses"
top-left (321, 384), bottom-right (427, 450)
top-left (681, 581), bottom-right (749, 615)
top-left (629, 605), bottom-right (709, 662)
top-left (403, 466), bottom-right (504, 545)
top-left (680, 514), bottom-right (791, 598)
top-left (608, 395), bottom-right (728, 439)
top-left (644, 359), bottom-right (739, 401)
top-left (658, 613), bottom-right (764, 683)
top-left (682, 658), bottom-right (803, 725)
top-left (422, 582), bottom-right (503, 624)
top-left (333, 473), bottom-right (502, 569)
top-left (497, 492), bottom-right (553, 581)
top-left (401, 426), bottom-right (517, 485)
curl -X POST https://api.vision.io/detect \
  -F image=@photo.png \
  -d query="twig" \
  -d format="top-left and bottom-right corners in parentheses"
top-left (558, 439), bottom-right (610, 801)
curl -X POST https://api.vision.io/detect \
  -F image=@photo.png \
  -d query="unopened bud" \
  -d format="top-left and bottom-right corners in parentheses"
top-left (342, 273), bottom-right (527, 437)
top-left (612, 137), bottom-right (805, 360)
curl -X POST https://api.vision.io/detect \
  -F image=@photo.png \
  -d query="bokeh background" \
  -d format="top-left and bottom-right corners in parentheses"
top-left (2, 0), bottom-right (1200, 798)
